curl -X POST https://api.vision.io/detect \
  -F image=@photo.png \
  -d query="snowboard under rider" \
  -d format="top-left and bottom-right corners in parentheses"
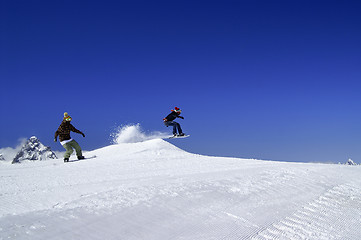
top-left (54, 112), bottom-right (85, 162)
top-left (163, 107), bottom-right (185, 137)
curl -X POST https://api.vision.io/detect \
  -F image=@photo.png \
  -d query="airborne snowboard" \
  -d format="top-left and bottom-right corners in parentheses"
top-left (167, 135), bottom-right (190, 139)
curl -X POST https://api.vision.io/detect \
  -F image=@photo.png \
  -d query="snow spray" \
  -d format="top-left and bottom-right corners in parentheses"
top-left (110, 124), bottom-right (169, 144)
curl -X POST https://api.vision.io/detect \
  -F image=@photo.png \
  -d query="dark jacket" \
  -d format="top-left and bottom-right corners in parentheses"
top-left (164, 111), bottom-right (183, 122)
top-left (55, 121), bottom-right (84, 142)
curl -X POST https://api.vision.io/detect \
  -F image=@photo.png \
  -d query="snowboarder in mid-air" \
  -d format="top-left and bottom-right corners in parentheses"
top-left (54, 112), bottom-right (85, 162)
top-left (163, 107), bottom-right (185, 137)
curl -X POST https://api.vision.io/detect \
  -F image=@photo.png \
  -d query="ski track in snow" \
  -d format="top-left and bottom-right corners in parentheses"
top-left (249, 183), bottom-right (361, 240)
top-left (0, 139), bottom-right (360, 240)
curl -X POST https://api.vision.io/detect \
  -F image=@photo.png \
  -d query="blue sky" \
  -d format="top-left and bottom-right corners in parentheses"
top-left (1, 0), bottom-right (361, 163)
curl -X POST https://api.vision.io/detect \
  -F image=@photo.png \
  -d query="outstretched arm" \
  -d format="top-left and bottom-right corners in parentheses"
top-left (70, 124), bottom-right (85, 137)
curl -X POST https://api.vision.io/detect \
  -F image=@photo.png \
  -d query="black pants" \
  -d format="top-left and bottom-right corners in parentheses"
top-left (164, 121), bottom-right (183, 135)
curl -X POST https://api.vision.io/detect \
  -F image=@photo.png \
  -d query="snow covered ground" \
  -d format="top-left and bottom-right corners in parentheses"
top-left (0, 128), bottom-right (360, 239)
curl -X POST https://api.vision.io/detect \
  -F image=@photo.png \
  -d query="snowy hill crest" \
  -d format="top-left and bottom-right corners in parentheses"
top-left (1, 128), bottom-right (361, 239)
top-left (12, 136), bottom-right (57, 163)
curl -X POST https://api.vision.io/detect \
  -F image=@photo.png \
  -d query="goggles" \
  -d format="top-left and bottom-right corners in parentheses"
top-left (64, 116), bottom-right (72, 121)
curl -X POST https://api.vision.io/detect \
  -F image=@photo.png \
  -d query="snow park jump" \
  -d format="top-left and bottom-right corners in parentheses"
top-left (0, 124), bottom-right (360, 239)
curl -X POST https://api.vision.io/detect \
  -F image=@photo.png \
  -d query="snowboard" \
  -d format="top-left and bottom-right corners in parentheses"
top-left (167, 135), bottom-right (190, 139)
top-left (65, 155), bottom-right (97, 163)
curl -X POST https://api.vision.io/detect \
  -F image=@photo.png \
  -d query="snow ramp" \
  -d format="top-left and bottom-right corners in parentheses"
top-left (0, 137), bottom-right (361, 239)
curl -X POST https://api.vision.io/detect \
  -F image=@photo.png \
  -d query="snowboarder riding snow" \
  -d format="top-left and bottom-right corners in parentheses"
top-left (163, 107), bottom-right (185, 137)
top-left (54, 112), bottom-right (85, 162)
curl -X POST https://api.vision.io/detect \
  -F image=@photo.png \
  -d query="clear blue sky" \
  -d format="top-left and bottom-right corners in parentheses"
top-left (1, 0), bottom-right (361, 163)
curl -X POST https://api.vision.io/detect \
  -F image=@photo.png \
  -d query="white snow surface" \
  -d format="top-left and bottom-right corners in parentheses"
top-left (1, 135), bottom-right (361, 239)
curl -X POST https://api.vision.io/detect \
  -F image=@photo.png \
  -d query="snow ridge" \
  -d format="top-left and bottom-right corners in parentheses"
top-left (0, 135), bottom-right (360, 239)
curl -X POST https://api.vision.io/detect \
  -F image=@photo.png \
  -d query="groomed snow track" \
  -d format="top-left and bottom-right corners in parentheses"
top-left (0, 139), bottom-right (360, 239)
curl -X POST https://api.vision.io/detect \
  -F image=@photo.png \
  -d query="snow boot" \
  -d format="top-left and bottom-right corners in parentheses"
top-left (178, 133), bottom-right (185, 136)
top-left (64, 158), bottom-right (69, 162)
top-left (78, 156), bottom-right (85, 160)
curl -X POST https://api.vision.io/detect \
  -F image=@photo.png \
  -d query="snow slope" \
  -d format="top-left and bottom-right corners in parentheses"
top-left (0, 134), bottom-right (360, 239)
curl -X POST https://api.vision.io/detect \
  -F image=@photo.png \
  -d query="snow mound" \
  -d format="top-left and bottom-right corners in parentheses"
top-left (111, 124), bottom-right (170, 144)
top-left (1, 136), bottom-right (361, 239)
top-left (95, 138), bottom-right (188, 160)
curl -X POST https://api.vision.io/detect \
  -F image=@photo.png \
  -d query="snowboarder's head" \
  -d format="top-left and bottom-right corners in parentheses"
top-left (173, 107), bottom-right (181, 114)
top-left (63, 112), bottom-right (72, 122)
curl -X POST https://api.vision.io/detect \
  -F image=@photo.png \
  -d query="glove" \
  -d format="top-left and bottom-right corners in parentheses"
top-left (81, 133), bottom-right (85, 137)
top-left (179, 116), bottom-right (184, 119)
top-left (54, 138), bottom-right (57, 142)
